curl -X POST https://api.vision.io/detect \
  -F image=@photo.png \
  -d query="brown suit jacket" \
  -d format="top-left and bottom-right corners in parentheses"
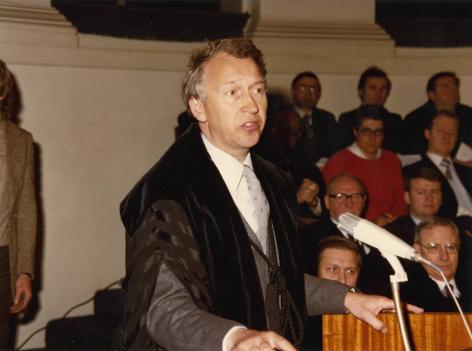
top-left (2, 120), bottom-right (37, 291)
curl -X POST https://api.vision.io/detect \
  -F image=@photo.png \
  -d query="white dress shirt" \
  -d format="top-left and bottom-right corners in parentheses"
top-left (427, 152), bottom-right (472, 216)
top-left (429, 276), bottom-right (461, 298)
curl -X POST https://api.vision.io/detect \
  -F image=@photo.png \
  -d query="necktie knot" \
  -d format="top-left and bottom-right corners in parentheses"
top-left (440, 158), bottom-right (452, 179)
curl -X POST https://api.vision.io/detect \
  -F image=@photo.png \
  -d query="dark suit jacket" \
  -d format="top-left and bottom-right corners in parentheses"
top-left (403, 155), bottom-right (472, 217)
top-left (401, 262), bottom-right (471, 312)
top-left (338, 106), bottom-right (403, 153)
top-left (385, 215), bottom-right (417, 245)
top-left (120, 125), bottom-right (349, 350)
top-left (291, 106), bottom-right (340, 164)
top-left (403, 100), bottom-right (472, 155)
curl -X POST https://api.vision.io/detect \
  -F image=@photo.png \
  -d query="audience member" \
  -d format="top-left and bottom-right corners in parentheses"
top-left (302, 236), bottom-right (362, 350)
top-left (284, 71), bottom-right (340, 167)
top-left (300, 174), bottom-right (365, 273)
top-left (300, 174), bottom-right (390, 295)
top-left (403, 71), bottom-right (472, 154)
top-left (403, 110), bottom-right (472, 217)
top-left (324, 105), bottom-right (407, 226)
top-left (338, 67), bottom-right (403, 153)
top-left (401, 217), bottom-right (471, 312)
top-left (386, 167), bottom-right (443, 244)
top-left (259, 109), bottom-right (324, 225)
top-left (315, 236), bottom-right (362, 287)
top-left (0, 59), bottom-right (37, 349)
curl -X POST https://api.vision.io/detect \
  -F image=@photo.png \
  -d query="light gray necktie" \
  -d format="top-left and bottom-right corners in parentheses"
top-left (440, 158), bottom-right (452, 179)
top-left (243, 164), bottom-right (270, 252)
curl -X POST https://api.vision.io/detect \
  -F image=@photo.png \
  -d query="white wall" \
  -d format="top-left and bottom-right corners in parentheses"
top-left (13, 64), bottom-right (186, 347)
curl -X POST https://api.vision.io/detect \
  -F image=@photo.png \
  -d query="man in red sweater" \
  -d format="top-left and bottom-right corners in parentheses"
top-left (324, 105), bottom-right (407, 226)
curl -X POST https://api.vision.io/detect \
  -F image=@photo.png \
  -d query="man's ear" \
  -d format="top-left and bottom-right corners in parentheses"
top-left (324, 194), bottom-right (330, 210)
top-left (353, 127), bottom-right (359, 139)
top-left (424, 128), bottom-right (431, 141)
top-left (189, 97), bottom-right (206, 123)
top-left (404, 191), bottom-right (411, 206)
top-left (358, 88), bottom-right (364, 101)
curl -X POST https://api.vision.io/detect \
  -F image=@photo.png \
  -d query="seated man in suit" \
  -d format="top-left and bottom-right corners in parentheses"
top-left (338, 67), bottom-right (403, 153)
top-left (302, 236), bottom-right (362, 350)
top-left (386, 167), bottom-right (443, 244)
top-left (403, 71), bottom-right (472, 155)
top-left (403, 110), bottom-right (472, 217)
top-left (283, 71), bottom-right (340, 168)
top-left (300, 173), bottom-right (366, 273)
top-left (301, 173), bottom-right (390, 295)
top-left (324, 105), bottom-right (407, 227)
top-left (401, 217), bottom-right (470, 312)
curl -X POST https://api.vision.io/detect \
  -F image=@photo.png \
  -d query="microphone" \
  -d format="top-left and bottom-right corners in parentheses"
top-left (336, 212), bottom-right (419, 261)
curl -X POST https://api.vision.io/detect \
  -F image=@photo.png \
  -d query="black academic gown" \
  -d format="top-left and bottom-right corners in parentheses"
top-left (120, 124), bottom-right (307, 348)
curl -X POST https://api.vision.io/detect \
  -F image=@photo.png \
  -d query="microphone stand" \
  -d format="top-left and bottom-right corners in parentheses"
top-left (381, 251), bottom-right (412, 351)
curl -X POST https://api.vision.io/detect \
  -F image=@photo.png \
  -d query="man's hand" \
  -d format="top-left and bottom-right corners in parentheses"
top-left (344, 292), bottom-right (423, 333)
top-left (374, 213), bottom-right (396, 227)
top-left (226, 328), bottom-right (296, 351)
top-left (296, 178), bottom-right (319, 206)
top-left (10, 274), bottom-right (32, 314)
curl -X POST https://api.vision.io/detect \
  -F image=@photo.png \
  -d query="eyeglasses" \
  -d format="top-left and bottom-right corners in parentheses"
top-left (418, 242), bottom-right (459, 254)
top-left (358, 128), bottom-right (384, 137)
top-left (328, 193), bottom-right (365, 203)
top-left (295, 85), bottom-right (319, 93)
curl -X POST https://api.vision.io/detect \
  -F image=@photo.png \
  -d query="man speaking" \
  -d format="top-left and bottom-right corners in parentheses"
top-left (120, 38), bottom-right (419, 351)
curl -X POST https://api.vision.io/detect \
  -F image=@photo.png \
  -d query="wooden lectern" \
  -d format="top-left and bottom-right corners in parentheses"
top-left (322, 312), bottom-right (472, 350)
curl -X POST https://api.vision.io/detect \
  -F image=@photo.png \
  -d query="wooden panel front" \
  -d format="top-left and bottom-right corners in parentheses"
top-left (322, 312), bottom-right (472, 351)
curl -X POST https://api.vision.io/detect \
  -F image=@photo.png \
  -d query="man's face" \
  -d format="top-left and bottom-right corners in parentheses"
top-left (405, 178), bottom-right (442, 220)
top-left (359, 76), bottom-right (390, 106)
top-left (425, 115), bottom-right (458, 158)
top-left (189, 53), bottom-right (267, 161)
top-left (353, 118), bottom-right (384, 159)
top-left (317, 248), bottom-right (360, 287)
top-left (291, 76), bottom-right (321, 110)
top-left (324, 176), bottom-right (366, 220)
top-left (428, 76), bottom-right (460, 110)
top-left (414, 225), bottom-right (459, 281)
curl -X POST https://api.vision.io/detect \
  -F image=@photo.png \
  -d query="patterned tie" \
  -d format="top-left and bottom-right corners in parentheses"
top-left (440, 158), bottom-right (452, 179)
top-left (243, 164), bottom-right (270, 251)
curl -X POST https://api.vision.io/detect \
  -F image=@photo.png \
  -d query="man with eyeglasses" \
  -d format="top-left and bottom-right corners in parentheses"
top-left (283, 71), bottom-right (340, 168)
top-left (324, 105), bottom-right (407, 227)
top-left (403, 110), bottom-right (472, 218)
top-left (338, 67), bottom-right (403, 153)
top-left (385, 167), bottom-right (443, 245)
top-left (400, 217), bottom-right (471, 312)
top-left (300, 174), bottom-right (391, 295)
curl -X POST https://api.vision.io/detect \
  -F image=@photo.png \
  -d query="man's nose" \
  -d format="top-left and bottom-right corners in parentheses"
top-left (439, 246), bottom-right (450, 261)
top-left (242, 92), bottom-right (259, 113)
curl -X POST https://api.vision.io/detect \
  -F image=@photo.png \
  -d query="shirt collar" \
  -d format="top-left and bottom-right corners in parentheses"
top-left (427, 152), bottom-right (451, 168)
top-left (410, 214), bottom-right (423, 225)
top-left (348, 142), bottom-right (382, 160)
top-left (293, 105), bottom-right (312, 118)
top-left (429, 276), bottom-right (461, 297)
top-left (201, 133), bottom-right (252, 193)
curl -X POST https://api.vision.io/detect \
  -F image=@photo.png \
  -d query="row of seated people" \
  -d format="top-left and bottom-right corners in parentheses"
top-left (270, 68), bottom-right (472, 164)
top-left (258, 103), bottom-right (472, 229)
top-left (301, 216), bottom-right (471, 350)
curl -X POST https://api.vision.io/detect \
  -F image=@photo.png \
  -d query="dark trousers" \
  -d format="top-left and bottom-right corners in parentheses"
top-left (0, 246), bottom-right (11, 350)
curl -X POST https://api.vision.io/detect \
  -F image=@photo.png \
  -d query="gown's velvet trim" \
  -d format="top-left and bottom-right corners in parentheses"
top-left (120, 124), bottom-right (306, 346)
